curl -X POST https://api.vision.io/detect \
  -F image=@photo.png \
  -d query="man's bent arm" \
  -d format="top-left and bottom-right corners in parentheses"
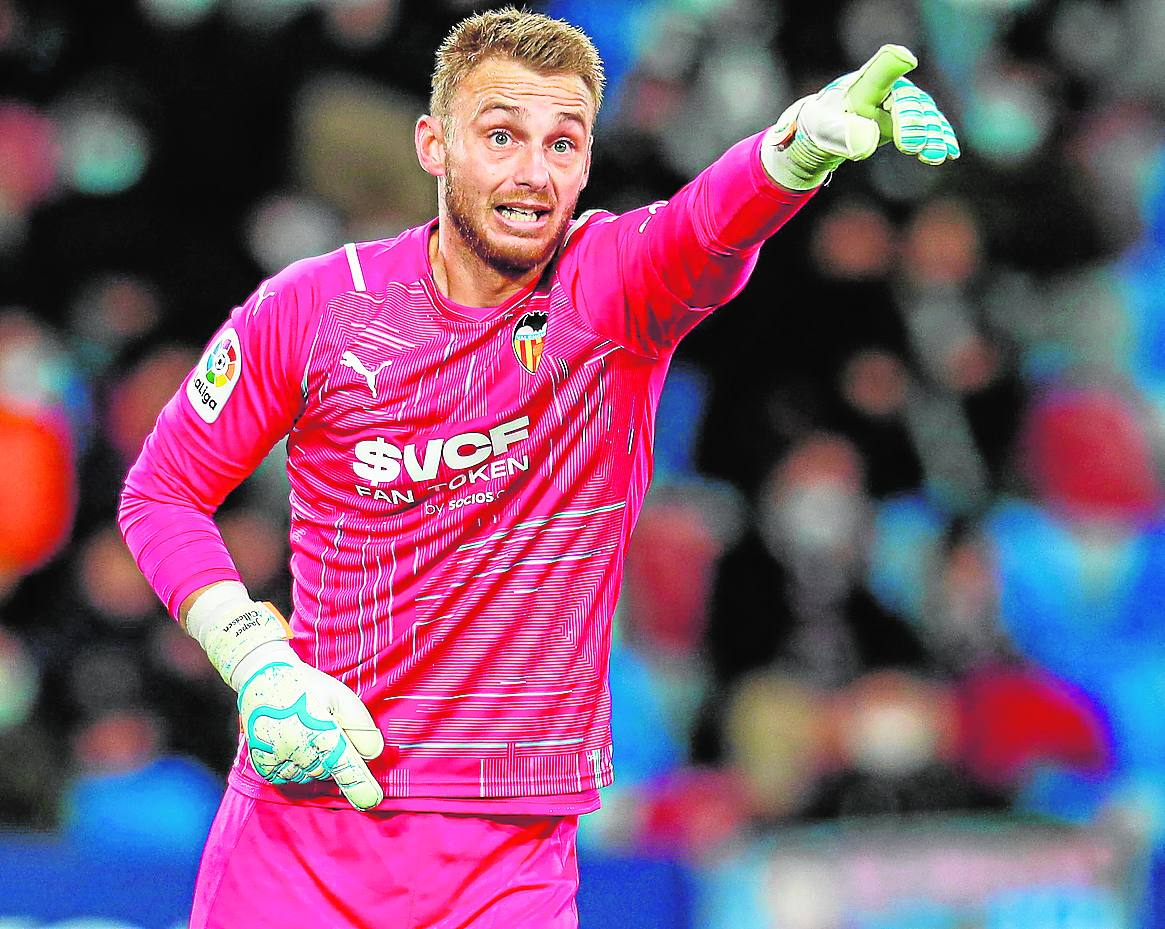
top-left (118, 255), bottom-right (322, 619)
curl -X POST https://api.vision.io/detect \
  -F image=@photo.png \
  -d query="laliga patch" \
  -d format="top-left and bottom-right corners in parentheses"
top-left (512, 311), bottom-right (548, 374)
top-left (187, 328), bottom-right (242, 423)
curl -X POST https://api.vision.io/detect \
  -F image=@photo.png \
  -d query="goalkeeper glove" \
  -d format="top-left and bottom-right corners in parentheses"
top-left (185, 581), bottom-right (385, 811)
top-left (762, 44), bottom-right (960, 191)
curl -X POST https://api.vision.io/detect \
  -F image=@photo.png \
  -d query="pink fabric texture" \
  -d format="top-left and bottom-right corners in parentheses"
top-left (119, 130), bottom-right (815, 810)
top-left (190, 788), bottom-right (580, 929)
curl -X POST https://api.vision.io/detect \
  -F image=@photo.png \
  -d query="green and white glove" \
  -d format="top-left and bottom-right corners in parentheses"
top-left (762, 44), bottom-right (960, 191)
top-left (185, 581), bottom-right (385, 811)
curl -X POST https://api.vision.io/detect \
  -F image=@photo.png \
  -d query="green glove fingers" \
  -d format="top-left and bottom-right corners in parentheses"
top-left (887, 78), bottom-right (960, 164)
top-left (846, 44), bottom-right (918, 118)
top-left (761, 44), bottom-right (958, 190)
top-left (934, 110), bottom-right (961, 163)
top-left (887, 80), bottom-right (924, 154)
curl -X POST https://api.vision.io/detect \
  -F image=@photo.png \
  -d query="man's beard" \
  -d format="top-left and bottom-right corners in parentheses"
top-left (442, 162), bottom-right (576, 279)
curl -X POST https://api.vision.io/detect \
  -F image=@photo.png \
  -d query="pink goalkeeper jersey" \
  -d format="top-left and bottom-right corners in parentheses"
top-left (120, 131), bottom-right (814, 814)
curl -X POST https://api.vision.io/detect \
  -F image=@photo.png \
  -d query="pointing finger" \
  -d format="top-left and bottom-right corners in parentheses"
top-left (847, 45), bottom-right (918, 118)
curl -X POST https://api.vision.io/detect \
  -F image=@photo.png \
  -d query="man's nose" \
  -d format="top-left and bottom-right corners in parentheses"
top-left (513, 144), bottom-right (550, 190)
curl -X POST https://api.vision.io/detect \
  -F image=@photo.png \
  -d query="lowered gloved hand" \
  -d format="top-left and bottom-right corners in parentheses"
top-left (762, 44), bottom-right (960, 190)
top-left (185, 581), bottom-right (385, 811)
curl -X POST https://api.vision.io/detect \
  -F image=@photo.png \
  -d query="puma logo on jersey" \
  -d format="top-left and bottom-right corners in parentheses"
top-left (340, 351), bottom-right (392, 399)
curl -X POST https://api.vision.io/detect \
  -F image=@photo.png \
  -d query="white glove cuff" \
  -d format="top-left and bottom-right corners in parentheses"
top-left (761, 116), bottom-right (834, 192)
top-left (185, 581), bottom-right (293, 689)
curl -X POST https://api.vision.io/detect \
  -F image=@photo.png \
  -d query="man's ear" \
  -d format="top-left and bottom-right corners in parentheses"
top-left (415, 114), bottom-right (447, 178)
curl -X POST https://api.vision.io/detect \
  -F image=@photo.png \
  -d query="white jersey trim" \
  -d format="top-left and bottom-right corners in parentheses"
top-left (562, 209), bottom-right (606, 250)
top-left (345, 242), bottom-right (366, 292)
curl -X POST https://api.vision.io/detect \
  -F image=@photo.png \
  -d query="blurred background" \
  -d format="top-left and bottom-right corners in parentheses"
top-left (2, 0), bottom-right (1165, 926)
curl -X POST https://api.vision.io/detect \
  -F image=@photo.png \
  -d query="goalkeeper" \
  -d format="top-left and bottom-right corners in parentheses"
top-left (119, 8), bottom-right (957, 928)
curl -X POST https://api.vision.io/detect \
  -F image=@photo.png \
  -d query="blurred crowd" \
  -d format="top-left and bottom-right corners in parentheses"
top-left (1, 0), bottom-right (1165, 914)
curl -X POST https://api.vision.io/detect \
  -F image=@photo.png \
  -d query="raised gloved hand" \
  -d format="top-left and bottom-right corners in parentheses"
top-left (185, 581), bottom-right (385, 811)
top-left (762, 44), bottom-right (960, 190)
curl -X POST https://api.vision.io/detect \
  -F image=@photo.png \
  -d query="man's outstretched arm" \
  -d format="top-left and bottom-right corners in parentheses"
top-left (564, 45), bottom-right (959, 357)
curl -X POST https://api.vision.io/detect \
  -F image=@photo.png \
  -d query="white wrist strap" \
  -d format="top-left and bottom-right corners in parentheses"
top-left (185, 581), bottom-right (293, 689)
top-left (761, 108), bottom-right (836, 192)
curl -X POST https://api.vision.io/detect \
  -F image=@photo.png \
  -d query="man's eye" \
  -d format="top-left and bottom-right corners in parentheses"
top-left (552, 139), bottom-right (574, 154)
top-left (489, 130), bottom-right (511, 146)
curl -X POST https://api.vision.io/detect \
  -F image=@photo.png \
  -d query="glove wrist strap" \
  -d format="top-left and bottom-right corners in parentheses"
top-left (786, 131), bottom-right (845, 185)
top-left (760, 115), bottom-right (840, 191)
top-left (185, 581), bottom-right (293, 689)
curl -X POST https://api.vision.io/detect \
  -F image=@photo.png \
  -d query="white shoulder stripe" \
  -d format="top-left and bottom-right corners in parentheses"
top-left (562, 209), bottom-right (606, 249)
top-left (344, 242), bottom-right (366, 292)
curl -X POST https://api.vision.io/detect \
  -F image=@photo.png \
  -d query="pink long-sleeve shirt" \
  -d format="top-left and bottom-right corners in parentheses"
top-left (120, 131), bottom-right (815, 813)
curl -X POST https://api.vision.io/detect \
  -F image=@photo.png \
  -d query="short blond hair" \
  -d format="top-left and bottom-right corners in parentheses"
top-left (431, 7), bottom-right (605, 129)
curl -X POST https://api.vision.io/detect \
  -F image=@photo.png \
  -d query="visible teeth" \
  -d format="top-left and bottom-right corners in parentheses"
top-left (499, 206), bottom-right (539, 223)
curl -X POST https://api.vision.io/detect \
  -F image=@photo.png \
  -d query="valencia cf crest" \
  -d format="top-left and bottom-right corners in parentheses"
top-left (512, 311), bottom-right (548, 374)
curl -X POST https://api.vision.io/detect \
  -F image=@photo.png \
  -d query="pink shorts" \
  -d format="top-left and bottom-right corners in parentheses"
top-left (190, 787), bottom-right (580, 929)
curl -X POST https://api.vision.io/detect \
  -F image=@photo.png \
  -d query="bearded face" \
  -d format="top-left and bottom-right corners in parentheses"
top-left (441, 154), bottom-right (580, 277)
top-left (428, 58), bottom-right (594, 283)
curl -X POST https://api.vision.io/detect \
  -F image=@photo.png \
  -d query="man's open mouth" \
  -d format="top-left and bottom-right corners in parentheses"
top-left (496, 205), bottom-right (550, 224)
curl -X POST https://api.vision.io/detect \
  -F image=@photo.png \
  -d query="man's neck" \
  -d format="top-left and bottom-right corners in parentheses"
top-left (429, 217), bottom-right (545, 309)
